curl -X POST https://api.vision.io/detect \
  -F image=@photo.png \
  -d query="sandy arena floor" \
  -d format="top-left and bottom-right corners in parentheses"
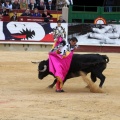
top-left (0, 51), bottom-right (120, 120)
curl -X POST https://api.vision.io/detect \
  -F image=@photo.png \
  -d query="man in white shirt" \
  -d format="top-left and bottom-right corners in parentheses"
top-left (66, 0), bottom-right (73, 5)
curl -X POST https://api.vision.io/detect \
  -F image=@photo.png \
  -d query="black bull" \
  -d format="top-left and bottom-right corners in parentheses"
top-left (37, 54), bottom-right (109, 88)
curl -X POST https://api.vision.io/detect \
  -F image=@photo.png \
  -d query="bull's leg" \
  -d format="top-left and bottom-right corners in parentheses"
top-left (94, 73), bottom-right (105, 88)
top-left (48, 79), bottom-right (57, 88)
top-left (63, 79), bottom-right (67, 84)
top-left (99, 74), bottom-right (105, 88)
top-left (80, 71), bottom-right (103, 93)
top-left (80, 71), bottom-right (94, 87)
top-left (80, 72), bottom-right (92, 88)
top-left (91, 73), bottom-right (97, 83)
top-left (48, 78), bottom-right (67, 88)
top-left (81, 72), bottom-right (89, 88)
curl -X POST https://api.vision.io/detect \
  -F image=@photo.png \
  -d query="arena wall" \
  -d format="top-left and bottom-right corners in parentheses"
top-left (0, 42), bottom-right (52, 51)
top-left (0, 22), bottom-right (120, 53)
top-left (1, 42), bottom-right (120, 53)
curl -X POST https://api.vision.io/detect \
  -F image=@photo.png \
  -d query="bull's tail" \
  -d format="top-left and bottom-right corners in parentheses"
top-left (102, 55), bottom-right (109, 63)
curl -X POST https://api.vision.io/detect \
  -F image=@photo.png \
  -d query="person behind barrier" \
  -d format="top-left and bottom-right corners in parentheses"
top-left (52, 21), bottom-right (66, 44)
top-left (57, 15), bottom-right (66, 23)
top-left (0, 12), bottom-right (3, 21)
top-left (32, 8), bottom-right (41, 17)
top-left (42, 9), bottom-right (52, 18)
top-left (10, 11), bottom-right (18, 21)
top-left (0, 2), bottom-right (2, 9)
top-left (21, 8), bottom-right (31, 16)
top-left (1, 7), bottom-right (9, 16)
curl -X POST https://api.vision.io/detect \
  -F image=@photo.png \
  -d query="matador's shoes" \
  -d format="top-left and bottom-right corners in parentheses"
top-left (55, 89), bottom-right (65, 93)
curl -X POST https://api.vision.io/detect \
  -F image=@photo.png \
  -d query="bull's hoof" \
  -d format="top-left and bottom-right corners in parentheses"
top-left (48, 85), bottom-right (54, 88)
top-left (86, 85), bottom-right (90, 88)
top-left (55, 89), bottom-right (65, 93)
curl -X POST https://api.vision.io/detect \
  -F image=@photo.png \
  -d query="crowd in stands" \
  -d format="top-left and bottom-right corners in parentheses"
top-left (0, 0), bottom-right (67, 11)
top-left (0, 0), bottom-right (68, 22)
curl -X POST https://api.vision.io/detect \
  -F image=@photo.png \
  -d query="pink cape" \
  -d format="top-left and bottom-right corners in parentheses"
top-left (49, 51), bottom-right (73, 81)
top-left (52, 36), bottom-right (63, 48)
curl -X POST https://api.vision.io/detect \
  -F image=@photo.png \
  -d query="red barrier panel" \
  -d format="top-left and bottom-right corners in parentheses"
top-left (0, 16), bottom-right (10, 21)
top-left (11, 9), bottom-right (62, 14)
top-left (18, 16), bottom-right (57, 22)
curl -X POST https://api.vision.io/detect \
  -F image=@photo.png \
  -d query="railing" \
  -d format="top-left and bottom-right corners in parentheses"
top-left (0, 9), bottom-right (62, 21)
top-left (0, 9), bottom-right (62, 14)
top-left (68, 6), bottom-right (120, 24)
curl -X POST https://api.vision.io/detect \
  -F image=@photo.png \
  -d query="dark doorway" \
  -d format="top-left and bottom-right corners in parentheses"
top-left (73, 0), bottom-right (104, 6)
top-left (73, 0), bottom-right (105, 11)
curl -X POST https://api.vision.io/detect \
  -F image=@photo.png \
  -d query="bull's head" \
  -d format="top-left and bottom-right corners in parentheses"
top-left (38, 60), bottom-right (49, 79)
top-left (32, 59), bottom-right (50, 79)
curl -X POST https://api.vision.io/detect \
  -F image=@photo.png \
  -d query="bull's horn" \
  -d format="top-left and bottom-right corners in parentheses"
top-left (40, 65), bottom-right (47, 72)
top-left (31, 61), bottom-right (41, 64)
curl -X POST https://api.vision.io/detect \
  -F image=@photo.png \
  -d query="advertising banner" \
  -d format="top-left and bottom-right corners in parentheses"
top-left (0, 21), bottom-right (68, 42)
top-left (68, 23), bottom-right (120, 46)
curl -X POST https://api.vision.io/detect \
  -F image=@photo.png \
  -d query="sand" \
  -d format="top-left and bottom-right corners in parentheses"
top-left (0, 51), bottom-right (120, 120)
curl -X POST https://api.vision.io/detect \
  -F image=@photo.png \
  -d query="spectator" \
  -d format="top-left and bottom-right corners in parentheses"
top-left (1, 7), bottom-right (9, 16)
top-left (56, 0), bottom-right (66, 11)
top-left (2, 0), bottom-right (12, 10)
top-left (46, 0), bottom-right (55, 10)
top-left (12, 0), bottom-right (20, 9)
top-left (32, 8), bottom-right (41, 17)
top-left (42, 9), bottom-right (52, 18)
top-left (0, 2), bottom-right (2, 9)
top-left (20, 0), bottom-right (28, 10)
top-left (57, 15), bottom-right (66, 23)
top-left (10, 11), bottom-right (18, 21)
top-left (37, 0), bottom-right (45, 10)
top-left (66, 0), bottom-right (73, 6)
top-left (28, 0), bottom-right (37, 10)
top-left (0, 13), bottom-right (3, 20)
top-left (21, 8), bottom-right (31, 16)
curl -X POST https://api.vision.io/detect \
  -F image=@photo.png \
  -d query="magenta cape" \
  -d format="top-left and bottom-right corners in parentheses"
top-left (49, 52), bottom-right (73, 81)
top-left (52, 36), bottom-right (63, 48)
